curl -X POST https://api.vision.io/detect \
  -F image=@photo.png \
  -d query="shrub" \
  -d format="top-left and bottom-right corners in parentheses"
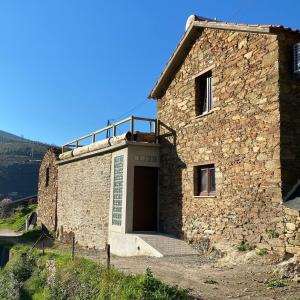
top-left (47, 261), bottom-right (190, 300)
top-left (20, 263), bottom-right (48, 299)
top-left (0, 251), bottom-right (37, 300)
top-left (267, 278), bottom-right (290, 288)
top-left (237, 241), bottom-right (253, 252)
top-left (7, 252), bottom-right (36, 283)
top-left (0, 270), bottom-right (21, 300)
top-left (267, 229), bottom-right (279, 239)
top-left (0, 245), bottom-right (191, 300)
top-left (142, 268), bottom-right (189, 299)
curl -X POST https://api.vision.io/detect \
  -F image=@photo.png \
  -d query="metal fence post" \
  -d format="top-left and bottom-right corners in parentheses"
top-left (130, 116), bottom-right (134, 140)
top-left (106, 243), bottom-right (110, 270)
top-left (71, 234), bottom-right (75, 261)
top-left (155, 119), bottom-right (159, 143)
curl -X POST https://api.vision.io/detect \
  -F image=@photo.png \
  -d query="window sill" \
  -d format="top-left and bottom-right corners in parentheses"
top-left (193, 195), bottom-right (216, 198)
top-left (194, 110), bottom-right (214, 119)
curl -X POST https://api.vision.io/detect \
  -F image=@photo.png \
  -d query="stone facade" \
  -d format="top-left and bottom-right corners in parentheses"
top-left (37, 22), bottom-right (300, 258)
top-left (156, 27), bottom-right (300, 255)
top-left (283, 207), bottom-right (300, 255)
top-left (56, 153), bottom-right (112, 249)
top-left (37, 148), bottom-right (59, 231)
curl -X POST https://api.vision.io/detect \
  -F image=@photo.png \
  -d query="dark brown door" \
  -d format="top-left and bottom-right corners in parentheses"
top-left (133, 166), bottom-right (158, 231)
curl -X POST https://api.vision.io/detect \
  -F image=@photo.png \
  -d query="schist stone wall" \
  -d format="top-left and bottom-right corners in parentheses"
top-left (157, 27), bottom-right (300, 255)
top-left (37, 148), bottom-right (59, 231)
top-left (56, 153), bottom-right (112, 249)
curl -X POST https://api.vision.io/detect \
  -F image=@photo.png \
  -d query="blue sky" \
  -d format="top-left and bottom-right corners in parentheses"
top-left (0, 0), bottom-right (299, 145)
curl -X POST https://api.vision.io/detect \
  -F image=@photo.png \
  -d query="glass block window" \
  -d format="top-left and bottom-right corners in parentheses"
top-left (112, 155), bottom-right (124, 226)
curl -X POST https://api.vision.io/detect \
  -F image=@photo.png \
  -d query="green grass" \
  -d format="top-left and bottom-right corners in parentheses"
top-left (267, 278), bottom-right (290, 288)
top-left (0, 204), bottom-right (37, 230)
top-left (237, 241), bottom-right (253, 252)
top-left (267, 229), bottom-right (280, 239)
top-left (0, 244), bottom-right (191, 300)
top-left (0, 207), bottom-right (191, 299)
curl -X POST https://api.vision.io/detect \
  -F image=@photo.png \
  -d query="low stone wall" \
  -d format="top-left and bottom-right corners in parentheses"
top-left (284, 208), bottom-right (300, 256)
top-left (56, 152), bottom-right (112, 249)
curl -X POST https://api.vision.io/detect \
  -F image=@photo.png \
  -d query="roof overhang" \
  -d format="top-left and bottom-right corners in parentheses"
top-left (148, 21), bottom-right (273, 100)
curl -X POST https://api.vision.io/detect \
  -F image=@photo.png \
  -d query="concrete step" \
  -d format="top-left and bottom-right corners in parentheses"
top-left (136, 233), bottom-right (198, 256)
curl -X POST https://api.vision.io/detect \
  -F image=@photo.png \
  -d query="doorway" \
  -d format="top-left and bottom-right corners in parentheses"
top-left (133, 166), bottom-right (158, 231)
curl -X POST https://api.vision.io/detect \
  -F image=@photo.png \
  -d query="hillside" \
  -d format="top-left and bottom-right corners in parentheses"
top-left (0, 130), bottom-right (55, 200)
top-left (0, 130), bottom-right (31, 142)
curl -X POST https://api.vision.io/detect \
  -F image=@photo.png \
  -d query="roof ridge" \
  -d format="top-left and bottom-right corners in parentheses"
top-left (193, 17), bottom-right (299, 33)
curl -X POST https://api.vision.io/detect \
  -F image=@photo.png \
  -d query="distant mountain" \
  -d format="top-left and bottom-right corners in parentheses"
top-left (0, 130), bottom-right (57, 200)
top-left (0, 130), bottom-right (31, 142)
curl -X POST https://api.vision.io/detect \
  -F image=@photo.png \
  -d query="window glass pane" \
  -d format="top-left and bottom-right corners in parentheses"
top-left (202, 81), bottom-right (208, 113)
top-left (196, 71), bottom-right (212, 115)
top-left (197, 78), bottom-right (205, 114)
top-left (200, 169), bottom-right (208, 192)
top-left (207, 76), bottom-right (213, 111)
top-left (45, 167), bottom-right (50, 187)
top-left (209, 168), bottom-right (216, 192)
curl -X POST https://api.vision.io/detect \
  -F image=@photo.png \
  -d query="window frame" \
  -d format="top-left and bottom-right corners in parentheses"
top-left (194, 164), bottom-right (216, 197)
top-left (195, 70), bottom-right (213, 116)
top-left (45, 167), bottom-right (50, 187)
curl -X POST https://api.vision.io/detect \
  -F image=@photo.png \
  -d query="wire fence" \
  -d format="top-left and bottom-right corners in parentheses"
top-left (26, 231), bottom-right (112, 270)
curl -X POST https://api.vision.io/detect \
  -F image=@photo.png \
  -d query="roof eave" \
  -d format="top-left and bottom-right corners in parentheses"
top-left (149, 21), bottom-right (272, 100)
top-left (148, 23), bottom-right (201, 100)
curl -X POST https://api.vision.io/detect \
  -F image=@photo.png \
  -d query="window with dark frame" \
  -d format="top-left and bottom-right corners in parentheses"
top-left (45, 167), bottom-right (50, 187)
top-left (194, 164), bottom-right (216, 196)
top-left (195, 70), bottom-right (213, 115)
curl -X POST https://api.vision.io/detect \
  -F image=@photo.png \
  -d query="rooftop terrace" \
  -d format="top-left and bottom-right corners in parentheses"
top-left (59, 116), bottom-right (158, 160)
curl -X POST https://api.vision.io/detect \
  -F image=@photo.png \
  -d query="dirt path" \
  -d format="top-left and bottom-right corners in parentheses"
top-left (0, 228), bottom-right (22, 244)
top-left (110, 256), bottom-right (299, 299)
top-left (71, 246), bottom-right (300, 300)
top-left (0, 228), bottom-right (21, 237)
top-left (6, 238), bottom-right (300, 300)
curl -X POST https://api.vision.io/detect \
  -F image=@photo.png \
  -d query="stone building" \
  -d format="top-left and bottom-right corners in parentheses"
top-left (38, 16), bottom-right (300, 257)
top-left (37, 148), bottom-right (60, 231)
top-left (149, 16), bottom-right (300, 256)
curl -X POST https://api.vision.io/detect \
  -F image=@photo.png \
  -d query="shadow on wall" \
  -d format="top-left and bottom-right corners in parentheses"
top-left (158, 121), bottom-right (186, 238)
top-left (278, 35), bottom-right (300, 198)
